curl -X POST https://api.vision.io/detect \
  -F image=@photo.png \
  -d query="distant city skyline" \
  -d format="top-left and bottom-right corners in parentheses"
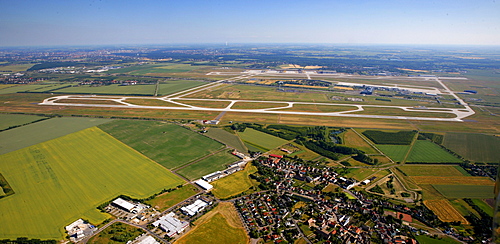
top-left (1, 0), bottom-right (499, 47)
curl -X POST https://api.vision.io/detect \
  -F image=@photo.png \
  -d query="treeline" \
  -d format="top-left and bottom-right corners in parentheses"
top-left (419, 132), bottom-right (444, 144)
top-left (464, 198), bottom-right (493, 238)
top-left (0, 238), bottom-right (56, 244)
top-left (362, 130), bottom-right (416, 145)
top-left (97, 185), bottom-right (183, 211)
top-left (27, 62), bottom-right (83, 71)
top-left (0, 173), bottom-right (15, 199)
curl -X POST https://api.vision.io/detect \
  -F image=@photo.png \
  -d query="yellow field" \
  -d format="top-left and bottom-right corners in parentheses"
top-left (424, 200), bottom-right (469, 224)
top-left (211, 163), bottom-right (258, 199)
top-left (175, 202), bottom-right (248, 244)
top-left (343, 129), bottom-right (379, 154)
top-left (410, 176), bottom-right (494, 185)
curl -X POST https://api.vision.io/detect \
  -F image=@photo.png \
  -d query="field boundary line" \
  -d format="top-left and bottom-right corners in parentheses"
top-left (401, 132), bottom-right (419, 163)
top-left (351, 128), bottom-right (395, 164)
top-left (172, 146), bottom-right (229, 172)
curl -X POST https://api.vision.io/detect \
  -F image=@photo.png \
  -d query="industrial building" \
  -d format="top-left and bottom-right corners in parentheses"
top-left (112, 197), bottom-right (148, 213)
top-left (152, 212), bottom-right (189, 237)
top-left (181, 199), bottom-right (209, 216)
top-left (194, 179), bottom-right (213, 190)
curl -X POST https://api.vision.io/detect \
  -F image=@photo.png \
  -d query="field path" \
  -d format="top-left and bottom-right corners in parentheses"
top-left (172, 147), bottom-right (229, 172)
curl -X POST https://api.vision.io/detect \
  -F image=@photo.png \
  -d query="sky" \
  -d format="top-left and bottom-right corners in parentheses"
top-left (1, 0), bottom-right (499, 47)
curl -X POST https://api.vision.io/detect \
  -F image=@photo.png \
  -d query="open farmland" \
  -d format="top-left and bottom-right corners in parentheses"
top-left (211, 163), bottom-right (259, 199)
top-left (398, 165), bottom-right (468, 177)
top-left (237, 128), bottom-right (289, 152)
top-left (0, 84), bottom-right (68, 94)
top-left (406, 141), bottom-right (462, 163)
top-left (362, 130), bottom-right (416, 145)
top-left (175, 202), bottom-right (248, 244)
top-left (443, 132), bottom-right (500, 162)
top-left (176, 150), bottom-right (238, 180)
top-left (424, 200), bottom-right (469, 224)
top-left (98, 120), bottom-right (224, 169)
top-left (0, 127), bottom-right (184, 239)
top-left (433, 185), bottom-right (494, 199)
top-left (410, 176), bottom-right (494, 185)
top-left (0, 114), bottom-right (48, 131)
top-left (344, 168), bottom-right (379, 181)
top-left (342, 129), bottom-right (378, 154)
top-left (376, 145), bottom-right (411, 162)
top-left (0, 117), bottom-right (112, 155)
top-left (146, 184), bottom-right (199, 211)
top-left (205, 128), bottom-right (247, 153)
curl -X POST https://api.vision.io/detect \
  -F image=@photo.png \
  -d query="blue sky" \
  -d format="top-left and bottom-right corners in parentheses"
top-left (1, 0), bottom-right (499, 46)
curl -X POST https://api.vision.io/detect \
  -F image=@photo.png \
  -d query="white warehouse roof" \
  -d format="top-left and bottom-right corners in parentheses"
top-left (112, 198), bottom-right (136, 212)
top-left (194, 179), bottom-right (213, 190)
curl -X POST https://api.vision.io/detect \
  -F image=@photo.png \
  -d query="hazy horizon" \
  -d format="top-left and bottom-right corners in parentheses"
top-left (1, 0), bottom-right (499, 47)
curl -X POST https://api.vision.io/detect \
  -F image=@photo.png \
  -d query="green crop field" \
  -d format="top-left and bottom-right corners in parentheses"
top-left (0, 84), bottom-right (63, 94)
top-left (443, 132), bottom-right (500, 162)
top-left (211, 163), bottom-right (258, 199)
top-left (175, 213), bottom-right (247, 244)
top-left (53, 84), bottom-right (156, 95)
top-left (416, 235), bottom-right (462, 244)
top-left (176, 150), bottom-right (238, 180)
top-left (0, 117), bottom-right (112, 155)
top-left (433, 185), bottom-right (494, 199)
top-left (205, 128), bottom-right (247, 153)
top-left (0, 114), bottom-right (48, 131)
top-left (99, 120), bottom-right (224, 169)
top-left (0, 127), bottom-right (184, 239)
top-left (344, 168), bottom-right (378, 181)
top-left (376, 145), bottom-right (411, 162)
top-left (362, 130), bottom-right (416, 145)
top-left (398, 165), bottom-right (468, 176)
top-left (406, 141), bottom-right (462, 163)
top-left (471, 199), bottom-right (494, 217)
top-left (146, 184), bottom-right (199, 211)
top-left (237, 128), bottom-right (289, 151)
top-left (157, 80), bottom-right (205, 96)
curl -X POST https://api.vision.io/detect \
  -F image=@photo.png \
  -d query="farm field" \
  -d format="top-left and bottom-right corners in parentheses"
top-left (0, 117), bottom-right (112, 155)
top-left (433, 185), bottom-right (495, 199)
top-left (0, 114), bottom-right (48, 131)
top-left (88, 222), bottom-right (144, 244)
top-left (423, 200), bottom-right (469, 224)
top-left (176, 150), bottom-right (238, 180)
top-left (211, 163), bottom-right (259, 199)
top-left (98, 120), bottom-right (224, 169)
top-left (0, 63), bottom-right (34, 72)
top-left (237, 128), bottom-right (289, 152)
top-left (375, 145), bottom-right (411, 163)
top-left (362, 130), bottom-right (416, 145)
top-left (397, 165), bottom-right (468, 177)
top-left (0, 127), bottom-right (184, 239)
top-left (471, 199), bottom-right (494, 217)
top-left (174, 202), bottom-right (248, 244)
top-left (344, 168), bottom-right (378, 181)
top-left (415, 235), bottom-right (462, 244)
top-left (146, 184), bottom-right (199, 211)
top-left (205, 128), bottom-right (247, 153)
top-left (0, 84), bottom-right (65, 94)
top-left (406, 141), bottom-right (462, 163)
top-left (410, 176), bottom-right (494, 185)
top-left (443, 132), bottom-right (500, 162)
top-left (342, 129), bottom-right (378, 154)
top-left (53, 84), bottom-right (156, 95)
